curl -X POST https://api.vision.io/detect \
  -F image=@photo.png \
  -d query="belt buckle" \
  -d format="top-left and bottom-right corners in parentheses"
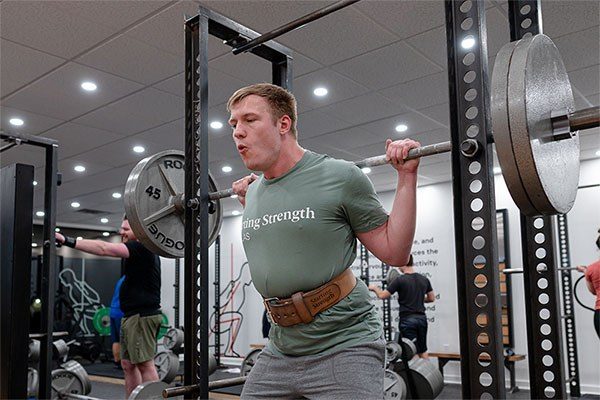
top-left (263, 297), bottom-right (279, 326)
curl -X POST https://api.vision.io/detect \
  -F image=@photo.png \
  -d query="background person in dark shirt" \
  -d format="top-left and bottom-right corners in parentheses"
top-left (56, 216), bottom-right (161, 397)
top-left (369, 255), bottom-right (435, 359)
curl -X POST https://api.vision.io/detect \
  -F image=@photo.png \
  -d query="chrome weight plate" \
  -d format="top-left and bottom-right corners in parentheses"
top-left (240, 348), bottom-right (262, 377)
top-left (51, 369), bottom-right (85, 399)
top-left (386, 267), bottom-right (400, 284)
top-left (384, 369), bottom-right (407, 400)
top-left (400, 337), bottom-right (417, 360)
top-left (385, 341), bottom-right (403, 365)
top-left (124, 150), bottom-right (222, 258)
top-left (129, 381), bottom-right (175, 400)
top-left (28, 368), bottom-right (39, 398)
top-left (154, 351), bottom-right (180, 383)
top-left (408, 358), bottom-right (445, 399)
top-left (61, 360), bottom-right (91, 395)
top-left (507, 34), bottom-right (579, 215)
top-left (29, 339), bottom-right (40, 362)
top-left (491, 39), bottom-right (537, 216)
top-left (163, 328), bottom-right (184, 350)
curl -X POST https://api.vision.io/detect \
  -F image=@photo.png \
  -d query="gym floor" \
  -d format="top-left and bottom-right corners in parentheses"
top-left (85, 362), bottom-right (538, 400)
top-left (87, 375), bottom-right (535, 400)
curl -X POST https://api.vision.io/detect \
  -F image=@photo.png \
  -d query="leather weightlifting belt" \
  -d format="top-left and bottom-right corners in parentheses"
top-left (263, 268), bottom-right (356, 327)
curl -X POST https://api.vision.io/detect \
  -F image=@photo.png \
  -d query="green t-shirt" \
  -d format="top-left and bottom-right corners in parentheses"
top-left (242, 150), bottom-right (389, 356)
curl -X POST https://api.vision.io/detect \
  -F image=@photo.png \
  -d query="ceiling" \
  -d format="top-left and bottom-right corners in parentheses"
top-left (1, 0), bottom-right (599, 232)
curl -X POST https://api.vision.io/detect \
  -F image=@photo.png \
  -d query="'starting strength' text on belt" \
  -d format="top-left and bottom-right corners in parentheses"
top-left (263, 268), bottom-right (356, 327)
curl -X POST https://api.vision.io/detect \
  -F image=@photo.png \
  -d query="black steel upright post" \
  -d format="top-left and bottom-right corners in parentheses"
top-left (174, 258), bottom-right (180, 328)
top-left (38, 145), bottom-right (58, 399)
top-left (0, 163), bottom-right (34, 399)
top-left (508, 2), bottom-right (566, 398)
top-left (556, 214), bottom-right (580, 396)
top-left (184, 7), bottom-right (293, 397)
top-left (445, 1), bottom-right (505, 397)
top-left (381, 263), bottom-right (392, 341)
top-left (184, 12), bottom-right (209, 399)
top-left (359, 243), bottom-right (370, 286)
top-left (213, 236), bottom-right (221, 366)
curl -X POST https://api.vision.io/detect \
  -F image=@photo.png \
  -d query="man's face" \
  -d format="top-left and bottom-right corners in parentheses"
top-left (119, 220), bottom-right (136, 243)
top-left (229, 95), bottom-right (282, 172)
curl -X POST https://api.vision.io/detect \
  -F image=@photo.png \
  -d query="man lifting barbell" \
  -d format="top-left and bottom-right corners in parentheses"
top-left (228, 83), bottom-right (420, 399)
top-left (55, 217), bottom-right (162, 397)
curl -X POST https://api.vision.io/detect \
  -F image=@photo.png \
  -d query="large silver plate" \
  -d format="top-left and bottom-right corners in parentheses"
top-left (507, 34), bottom-right (579, 215)
top-left (491, 39), bottom-right (537, 216)
top-left (124, 150), bottom-right (222, 258)
top-left (384, 369), bottom-right (407, 400)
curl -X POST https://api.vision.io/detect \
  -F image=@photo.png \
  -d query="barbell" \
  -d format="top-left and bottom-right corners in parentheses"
top-left (124, 33), bottom-right (599, 258)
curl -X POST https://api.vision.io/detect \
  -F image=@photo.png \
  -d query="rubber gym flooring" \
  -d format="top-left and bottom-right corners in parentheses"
top-left (83, 361), bottom-right (579, 399)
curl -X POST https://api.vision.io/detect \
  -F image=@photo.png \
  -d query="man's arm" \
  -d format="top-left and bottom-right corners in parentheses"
top-left (357, 139), bottom-right (419, 267)
top-left (368, 284), bottom-right (392, 299)
top-left (55, 233), bottom-right (129, 258)
top-left (425, 290), bottom-right (435, 303)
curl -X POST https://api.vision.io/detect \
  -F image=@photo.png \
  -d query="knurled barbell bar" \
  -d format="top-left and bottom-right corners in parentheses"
top-left (124, 33), bottom-right (599, 259)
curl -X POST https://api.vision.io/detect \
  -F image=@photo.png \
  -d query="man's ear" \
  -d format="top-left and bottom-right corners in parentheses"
top-left (279, 115), bottom-right (292, 135)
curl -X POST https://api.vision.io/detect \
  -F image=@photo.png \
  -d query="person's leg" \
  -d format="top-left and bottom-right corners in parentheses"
top-left (121, 359), bottom-right (142, 396)
top-left (137, 359), bottom-right (159, 382)
top-left (415, 316), bottom-right (429, 359)
top-left (241, 346), bottom-right (300, 399)
top-left (594, 310), bottom-right (600, 339)
top-left (399, 317), bottom-right (418, 360)
top-left (301, 336), bottom-right (386, 400)
top-left (110, 317), bottom-right (122, 366)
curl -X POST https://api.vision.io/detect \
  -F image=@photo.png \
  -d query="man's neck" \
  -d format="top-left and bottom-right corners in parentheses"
top-left (403, 267), bottom-right (415, 274)
top-left (263, 141), bottom-right (305, 179)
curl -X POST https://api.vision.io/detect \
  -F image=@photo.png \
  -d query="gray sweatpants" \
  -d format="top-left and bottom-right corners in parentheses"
top-left (241, 336), bottom-right (386, 399)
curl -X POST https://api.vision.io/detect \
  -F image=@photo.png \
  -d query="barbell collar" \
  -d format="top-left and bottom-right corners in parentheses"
top-left (568, 105), bottom-right (600, 132)
top-left (459, 139), bottom-right (480, 158)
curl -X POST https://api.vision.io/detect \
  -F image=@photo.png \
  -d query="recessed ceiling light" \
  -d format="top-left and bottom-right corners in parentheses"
top-left (313, 87), bottom-right (328, 97)
top-left (36, 211), bottom-right (45, 217)
top-left (71, 201), bottom-right (80, 208)
top-left (361, 167), bottom-right (372, 174)
top-left (32, 243), bottom-right (38, 248)
top-left (231, 210), bottom-right (241, 216)
top-left (210, 121), bottom-right (223, 130)
top-left (493, 167), bottom-right (501, 174)
top-left (102, 232), bottom-right (110, 237)
top-left (461, 37), bottom-right (476, 49)
top-left (76, 236), bottom-right (83, 241)
top-left (133, 145), bottom-right (145, 153)
top-left (81, 81), bottom-right (97, 92)
top-left (222, 165), bottom-right (232, 173)
top-left (9, 118), bottom-right (24, 126)
top-left (55, 227), bottom-right (60, 232)
top-left (112, 192), bottom-right (122, 199)
top-left (100, 218), bottom-right (109, 223)
top-left (33, 180), bottom-right (38, 186)
top-left (74, 165), bottom-right (86, 172)
top-left (596, 149), bottom-right (600, 157)
top-left (231, 194), bottom-right (238, 199)
top-left (395, 124), bottom-right (408, 133)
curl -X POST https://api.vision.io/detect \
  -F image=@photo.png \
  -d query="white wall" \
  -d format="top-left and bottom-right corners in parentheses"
top-left (159, 158), bottom-right (599, 394)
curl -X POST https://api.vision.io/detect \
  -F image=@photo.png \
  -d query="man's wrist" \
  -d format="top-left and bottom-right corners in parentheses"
top-left (63, 236), bottom-right (77, 248)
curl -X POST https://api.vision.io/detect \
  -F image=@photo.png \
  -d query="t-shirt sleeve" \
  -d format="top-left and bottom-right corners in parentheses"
top-left (426, 278), bottom-right (433, 293)
top-left (342, 164), bottom-right (389, 233)
top-left (125, 241), bottom-right (145, 262)
top-left (387, 277), bottom-right (399, 295)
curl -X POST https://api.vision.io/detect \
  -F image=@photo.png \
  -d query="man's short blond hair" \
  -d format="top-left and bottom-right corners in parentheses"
top-left (227, 83), bottom-right (298, 138)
